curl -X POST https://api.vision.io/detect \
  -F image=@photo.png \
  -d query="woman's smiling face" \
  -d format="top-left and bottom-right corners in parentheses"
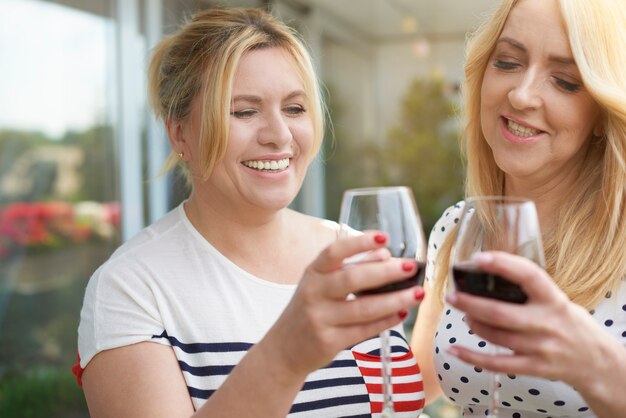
top-left (480, 0), bottom-right (602, 188)
top-left (186, 47), bottom-right (315, 213)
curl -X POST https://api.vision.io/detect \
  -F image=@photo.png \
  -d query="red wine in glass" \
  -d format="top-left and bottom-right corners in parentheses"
top-left (358, 261), bottom-right (426, 295)
top-left (452, 264), bottom-right (527, 304)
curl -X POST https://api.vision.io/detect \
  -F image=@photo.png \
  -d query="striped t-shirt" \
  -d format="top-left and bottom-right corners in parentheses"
top-left (77, 204), bottom-right (425, 416)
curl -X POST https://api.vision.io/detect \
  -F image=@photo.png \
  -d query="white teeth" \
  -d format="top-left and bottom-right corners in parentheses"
top-left (242, 158), bottom-right (290, 171)
top-left (507, 119), bottom-right (540, 137)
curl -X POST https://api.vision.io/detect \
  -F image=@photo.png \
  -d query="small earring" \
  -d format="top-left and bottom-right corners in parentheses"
top-left (178, 151), bottom-right (184, 159)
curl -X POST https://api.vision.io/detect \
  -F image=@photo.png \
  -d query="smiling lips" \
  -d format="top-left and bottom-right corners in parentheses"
top-left (242, 157), bottom-right (290, 172)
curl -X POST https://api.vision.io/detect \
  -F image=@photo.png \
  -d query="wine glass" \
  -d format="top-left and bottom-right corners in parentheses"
top-left (449, 196), bottom-right (545, 417)
top-left (338, 186), bottom-right (427, 417)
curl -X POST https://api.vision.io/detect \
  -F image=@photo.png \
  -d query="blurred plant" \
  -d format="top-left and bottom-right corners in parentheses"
top-left (324, 75), bottom-right (464, 232)
top-left (0, 201), bottom-right (119, 259)
top-left (0, 367), bottom-right (88, 418)
top-left (384, 75), bottom-right (464, 232)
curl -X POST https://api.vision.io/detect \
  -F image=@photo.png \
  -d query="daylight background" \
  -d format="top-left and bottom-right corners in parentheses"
top-left (0, 0), bottom-right (496, 416)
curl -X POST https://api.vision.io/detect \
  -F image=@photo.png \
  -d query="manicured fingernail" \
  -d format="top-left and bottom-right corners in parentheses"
top-left (445, 292), bottom-right (458, 304)
top-left (414, 287), bottom-right (425, 301)
top-left (374, 234), bottom-right (387, 244)
top-left (446, 346), bottom-right (460, 357)
top-left (402, 261), bottom-right (415, 272)
top-left (398, 309), bottom-right (408, 320)
top-left (473, 252), bottom-right (493, 264)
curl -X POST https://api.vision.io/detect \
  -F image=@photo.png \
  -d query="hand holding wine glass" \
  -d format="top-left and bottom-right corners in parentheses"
top-left (449, 196), bottom-right (545, 418)
top-left (339, 186), bottom-right (427, 417)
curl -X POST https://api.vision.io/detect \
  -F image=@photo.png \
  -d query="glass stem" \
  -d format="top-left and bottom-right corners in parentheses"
top-left (489, 346), bottom-right (501, 418)
top-left (380, 329), bottom-right (395, 417)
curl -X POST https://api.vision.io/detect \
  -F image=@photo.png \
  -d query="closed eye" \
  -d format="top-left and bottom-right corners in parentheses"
top-left (554, 77), bottom-right (581, 93)
top-left (493, 59), bottom-right (520, 70)
top-left (284, 105), bottom-right (306, 116)
top-left (230, 109), bottom-right (257, 119)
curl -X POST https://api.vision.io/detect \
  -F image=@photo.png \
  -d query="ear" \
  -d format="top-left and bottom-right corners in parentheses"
top-left (166, 117), bottom-right (189, 160)
top-left (592, 114), bottom-right (606, 138)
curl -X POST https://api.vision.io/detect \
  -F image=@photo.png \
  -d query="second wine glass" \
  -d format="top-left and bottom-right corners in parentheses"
top-left (449, 196), bottom-right (545, 418)
top-left (339, 186), bottom-right (427, 417)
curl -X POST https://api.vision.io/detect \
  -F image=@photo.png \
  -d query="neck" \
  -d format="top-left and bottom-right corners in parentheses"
top-left (504, 174), bottom-right (576, 237)
top-left (184, 190), bottom-right (290, 254)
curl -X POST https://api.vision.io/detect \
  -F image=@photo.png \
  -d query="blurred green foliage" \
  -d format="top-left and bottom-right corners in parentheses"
top-left (324, 75), bottom-right (465, 233)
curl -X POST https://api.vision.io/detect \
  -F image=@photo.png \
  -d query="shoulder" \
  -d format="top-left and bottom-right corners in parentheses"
top-left (429, 201), bottom-right (465, 247)
top-left (425, 201), bottom-right (465, 283)
top-left (287, 209), bottom-right (339, 243)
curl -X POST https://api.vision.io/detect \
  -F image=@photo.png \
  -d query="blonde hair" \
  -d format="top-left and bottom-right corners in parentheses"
top-left (434, 0), bottom-right (626, 309)
top-left (147, 7), bottom-right (325, 183)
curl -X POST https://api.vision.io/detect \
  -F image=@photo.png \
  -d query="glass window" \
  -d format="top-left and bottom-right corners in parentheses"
top-left (0, 1), bottom-right (117, 415)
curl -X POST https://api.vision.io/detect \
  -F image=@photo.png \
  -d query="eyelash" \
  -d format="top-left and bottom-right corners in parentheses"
top-left (230, 106), bottom-right (306, 119)
top-left (492, 59), bottom-right (581, 93)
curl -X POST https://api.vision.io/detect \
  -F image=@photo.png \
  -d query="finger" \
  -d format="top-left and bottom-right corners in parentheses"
top-left (447, 345), bottom-right (549, 378)
top-left (324, 257), bottom-right (418, 298)
top-left (312, 231), bottom-right (389, 274)
top-left (337, 312), bottom-right (409, 346)
top-left (447, 290), bottom-right (531, 332)
top-left (472, 251), bottom-right (564, 304)
top-left (464, 316), bottom-right (542, 353)
top-left (329, 285), bottom-right (424, 326)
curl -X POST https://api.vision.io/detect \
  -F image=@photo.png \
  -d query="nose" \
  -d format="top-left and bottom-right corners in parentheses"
top-left (507, 68), bottom-right (543, 110)
top-left (258, 110), bottom-right (292, 148)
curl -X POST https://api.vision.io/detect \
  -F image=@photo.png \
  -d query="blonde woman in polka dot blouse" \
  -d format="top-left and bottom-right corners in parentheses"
top-left (411, 0), bottom-right (626, 417)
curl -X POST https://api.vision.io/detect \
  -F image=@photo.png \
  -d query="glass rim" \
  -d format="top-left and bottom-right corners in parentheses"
top-left (342, 186), bottom-right (412, 195)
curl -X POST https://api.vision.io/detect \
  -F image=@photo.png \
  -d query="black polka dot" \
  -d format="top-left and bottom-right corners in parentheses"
top-left (605, 291), bottom-right (612, 298)
top-left (441, 226), bottom-right (446, 232)
top-left (445, 309), bottom-right (451, 315)
top-left (514, 396), bottom-right (523, 402)
top-left (445, 212), bottom-right (450, 217)
top-left (435, 346), bottom-right (440, 354)
top-left (605, 319), bottom-right (614, 326)
top-left (513, 413), bottom-right (521, 418)
top-left (622, 331), bottom-right (626, 338)
top-left (478, 341), bottom-right (487, 348)
top-left (460, 376), bottom-right (469, 383)
top-left (507, 374), bottom-right (516, 379)
top-left (554, 400), bottom-right (565, 406)
top-left (449, 337), bottom-right (457, 344)
top-left (468, 329), bottom-right (475, 335)
top-left (474, 367), bottom-right (483, 373)
top-left (578, 406), bottom-right (589, 412)
top-left (443, 363), bottom-right (450, 370)
top-left (622, 304), bottom-right (626, 311)
top-left (529, 388), bottom-right (540, 396)
top-left (454, 218), bottom-right (459, 224)
top-left (449, 396), bottom-right (456, 402)
top-left (433, 243), bottom-right (438, 250)
top-left (438, 374), bottom-right (442, 381)
top-left (468, 407), bottom-right (474, 413)
top-left (502, 401), bottom-right (511, 407)
top-left (480, 389), bottom-right (488, 396)
top-left (589, 309), bottom-right (596, 315)
top-left (471, 397), bottom-right (480, 403)
top-left (451, 387), bottom-right (459, 393)
top-left (484, 410), bottom-right (489, 416)
top-left (537, 409), bottom-right (547, 413)
top-left (446, 323), bottom-right (452, 329)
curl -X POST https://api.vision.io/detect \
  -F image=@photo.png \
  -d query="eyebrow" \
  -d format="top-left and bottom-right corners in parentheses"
top-left (232, 90), bottom-right (307, 104)
top-left (496, 36), bottom-right (576, 65)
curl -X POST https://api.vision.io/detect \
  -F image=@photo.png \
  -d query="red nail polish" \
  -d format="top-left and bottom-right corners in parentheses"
top-left (402, 261), bottom-right (415, 272)
top-left (398, 309), bottom-right (408, 320)
top-left (414, 287), bottom-right (425, 301)
top-left (374, 234), bottom-right (387, 244)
